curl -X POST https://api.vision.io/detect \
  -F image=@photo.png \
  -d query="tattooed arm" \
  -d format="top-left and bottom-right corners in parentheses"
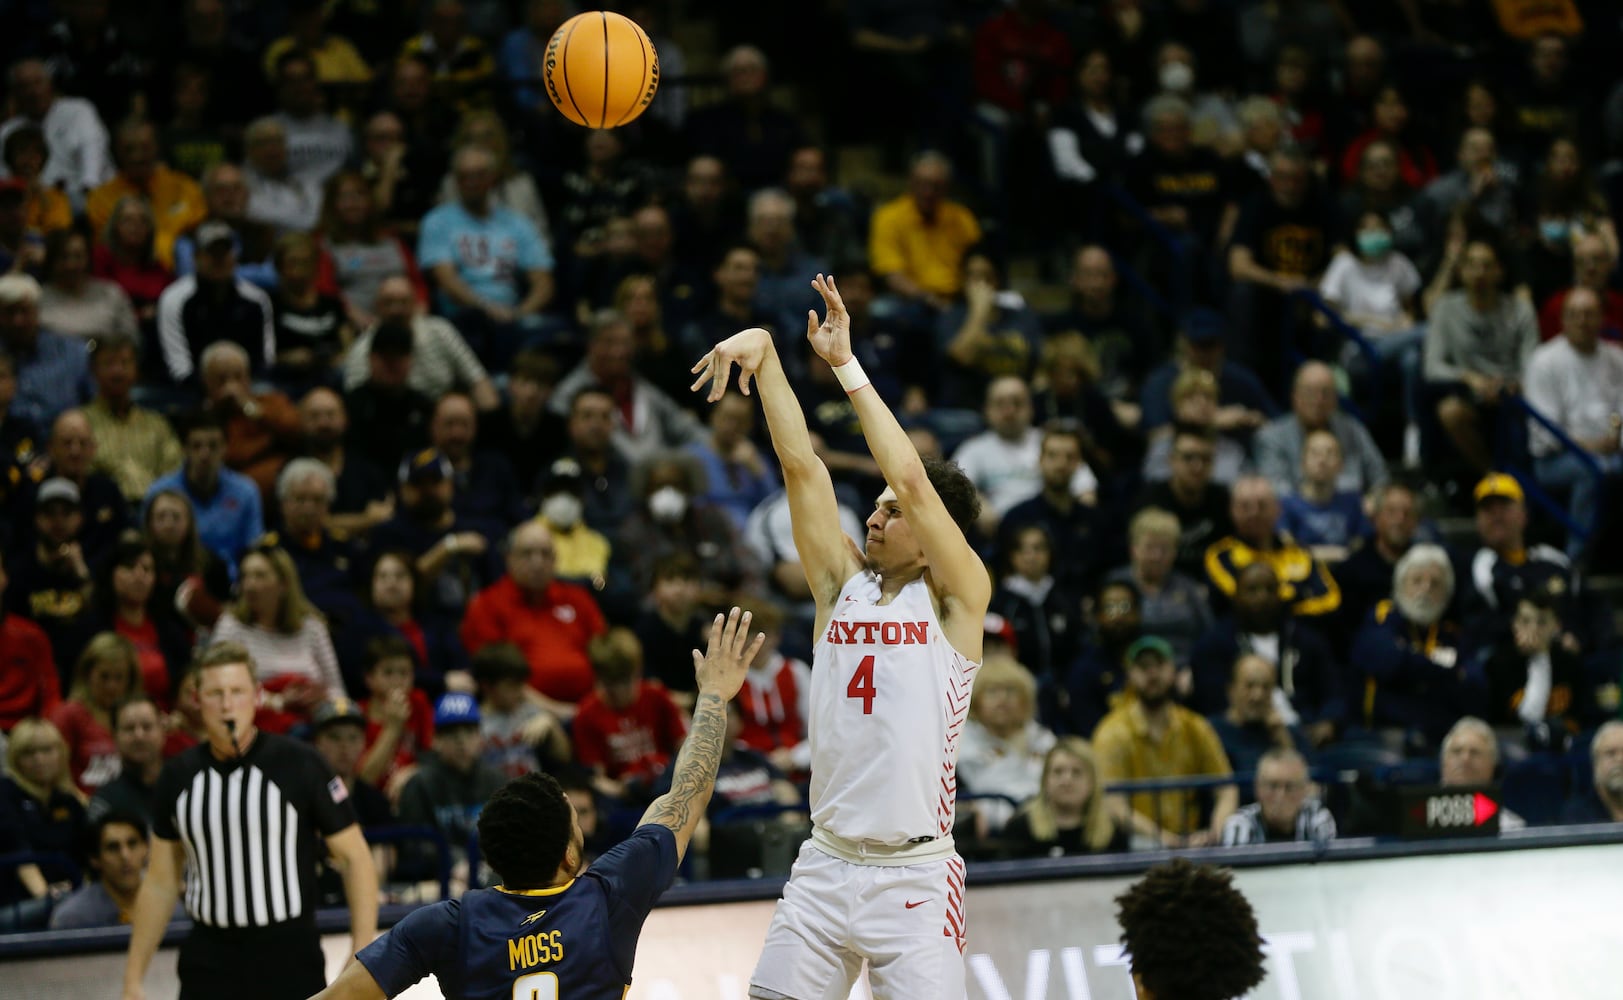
top-left (640, 691), bottom-right (729, 863)
top-left (638, 606), bottom-right (766, 862)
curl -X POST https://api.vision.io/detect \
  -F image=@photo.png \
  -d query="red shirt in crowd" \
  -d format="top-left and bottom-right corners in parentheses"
top-left (397, 619), bottom-right (430, 672)
top-left (1538, 287), bottom-right (1623, 341)
top-left (361, 688), bottom-right (436, 785)
top-left (90, 244), bottom-right (174, 313)
top-left (737, 653), bottom-right (811, 757)
top-left (1340, 131), bottom-right (1438, 190)
top-left (573, 680), bottom-right (687, 784)
top-left (972, 8), bottom-right (1073, 115)
top-left (116, 616), bottom-right (172, 710)
top-left (164, 729), bottom-right (200, 757)
top-left (460, 576), bottom-right (607, 704)
top-left (0, 613), bottom-right (60, 730)
top-left (48, 700), bottom-right (121, 793)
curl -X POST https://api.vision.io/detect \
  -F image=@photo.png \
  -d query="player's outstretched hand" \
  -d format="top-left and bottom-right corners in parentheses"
top-left (691, 327), bottom-right (775, 402)
top-left (692, 606), bottom-right (766, 701)
top-left (806, 273), bottom-right (854, 367)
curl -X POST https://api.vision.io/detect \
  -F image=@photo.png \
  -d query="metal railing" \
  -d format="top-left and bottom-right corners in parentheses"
top-left (0, 852), bottom-right (81, 888)
top-left (1286, 287), bottom-right (1387, 410)
top-left (1494, 393), bottom-right (1604, 543)
top-left (1271, 288), bottom-right (1602, 544)
top-left (1100, 742), bottom-right (1595, 832)
top-left (710, 802), bottom-right (809, 826)
top-left (1102, 183), bottom-right (1193, 319)
top-left (363, 824), bottom-right (453, 902)
top-left (1103, 769), bottom-right (1355, 838)
top-left (0, 852), bottom-right (82, 935)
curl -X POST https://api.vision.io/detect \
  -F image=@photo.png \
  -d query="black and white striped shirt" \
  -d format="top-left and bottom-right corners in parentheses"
top-left (1221, 799), bottom-right (1338, 847)
top-left (153, 733), bottom-right (357, 929)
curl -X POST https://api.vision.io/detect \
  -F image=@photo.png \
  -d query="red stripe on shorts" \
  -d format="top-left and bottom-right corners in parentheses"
top-left (943, 857), bottom-right (967, 953)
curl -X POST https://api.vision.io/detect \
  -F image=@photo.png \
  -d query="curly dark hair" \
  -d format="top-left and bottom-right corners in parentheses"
top-left (477, 772), bottom-right (575, 890)
top-left (1116, 859), bottom-right (1266, 1000)
top-left (922, 456), bottom-right (981, 539)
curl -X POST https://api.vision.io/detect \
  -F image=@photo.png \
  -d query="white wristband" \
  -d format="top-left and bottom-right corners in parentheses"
top-left (832, 358), bottom-right (870, 394)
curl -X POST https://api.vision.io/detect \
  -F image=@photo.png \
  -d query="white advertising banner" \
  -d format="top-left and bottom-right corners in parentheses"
top-left (602, 844), bottom-right (1623, 1000)
top-left (8, 843), bottom-right (1623, 1000)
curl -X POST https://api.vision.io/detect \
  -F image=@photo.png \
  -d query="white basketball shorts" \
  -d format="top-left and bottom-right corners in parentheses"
top-left (748, 841), bottom-right (967, 1000)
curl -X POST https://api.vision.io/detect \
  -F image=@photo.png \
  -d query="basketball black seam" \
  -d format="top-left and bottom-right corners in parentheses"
top-left (599, 12), bottom-right (610, 129)
top-left (559, 17), bottom-right (587, 128)
top-left (612, 23), bottom-right (648, 128)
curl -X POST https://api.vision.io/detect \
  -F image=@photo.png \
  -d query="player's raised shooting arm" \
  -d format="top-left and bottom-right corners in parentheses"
top-left (693, 329), bottom-right (862, 607)
top-left (808, 276), bottom-right (991, 617)
top-left (638, 608), bottom-right (766, 862)
top-left (851, 395), bottom-right (990, 618)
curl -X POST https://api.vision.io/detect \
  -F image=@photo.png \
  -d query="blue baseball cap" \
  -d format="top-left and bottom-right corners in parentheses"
top-left (434, 692), bottom-right (481, 730)
top-left (400, 448), bottom-right (453, 486)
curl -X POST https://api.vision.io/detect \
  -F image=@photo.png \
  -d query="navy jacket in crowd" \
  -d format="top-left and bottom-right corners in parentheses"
top-left (454, 452), bottom-right (527, 527)
top-left (1188, 616), bottom-right (1344, 727)
top-left (1044, 635), bottom-right (1136, 738)
top-left (279, 528), bottom-right (367, 636)
top-left (998, 494), bottom-right (1108, 594)
top-left (989, 579), bottom-right (1084, 682)
top-left (1349, 601), bottom-right (1484, 744)
top-left (1207, 714), bottom-right (1310, 781)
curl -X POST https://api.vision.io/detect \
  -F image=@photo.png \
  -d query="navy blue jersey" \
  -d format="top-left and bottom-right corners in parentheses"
top-left (357, 825), bottom-right (678, 999)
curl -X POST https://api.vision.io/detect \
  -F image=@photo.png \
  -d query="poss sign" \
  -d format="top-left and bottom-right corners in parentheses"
top-left (1400, 786), bottom-right (1501, 839)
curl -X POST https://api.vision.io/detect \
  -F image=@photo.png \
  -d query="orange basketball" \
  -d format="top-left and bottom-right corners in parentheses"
top-left (543, 11), bottom-right (660, 129)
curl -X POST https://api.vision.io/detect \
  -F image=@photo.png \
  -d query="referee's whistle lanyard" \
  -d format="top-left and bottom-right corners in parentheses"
top-left (225, 719), bottom-right (243, 760)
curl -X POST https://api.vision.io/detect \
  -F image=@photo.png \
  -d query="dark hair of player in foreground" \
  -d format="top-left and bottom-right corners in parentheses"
top-left (1115, 858), bottom-right (1267, 1000)
top-left (477, 771), bottom-right (576, 889)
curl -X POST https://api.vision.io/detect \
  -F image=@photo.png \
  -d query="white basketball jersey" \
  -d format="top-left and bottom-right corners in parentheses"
top-left (807, 571), bottom-right (980, 845)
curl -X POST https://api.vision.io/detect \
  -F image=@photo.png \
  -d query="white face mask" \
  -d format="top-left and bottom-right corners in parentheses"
top-left (540, 493), bottom-right (583, 529)
top-left (1159, 61), bottom-right (1194, 93)
top-left (648, 485), bottom-right (688, 523)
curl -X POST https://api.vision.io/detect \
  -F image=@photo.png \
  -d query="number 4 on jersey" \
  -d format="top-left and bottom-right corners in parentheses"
top-left (847, 655), bottom-right (877, 714)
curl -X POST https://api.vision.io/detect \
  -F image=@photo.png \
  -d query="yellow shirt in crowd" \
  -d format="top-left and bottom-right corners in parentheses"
top-left (85, 166), bottom-right (207, 270)
top-left (1092, 699), bottom-right (1233, 836)
top-left (262, 36), bottom-right (374, 85)
top-left (868, 195), bottom-right (983, 299)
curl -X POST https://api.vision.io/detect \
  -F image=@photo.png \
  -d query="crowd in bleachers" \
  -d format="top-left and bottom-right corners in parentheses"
top-left (2, 0), bottom-right (1623, 933)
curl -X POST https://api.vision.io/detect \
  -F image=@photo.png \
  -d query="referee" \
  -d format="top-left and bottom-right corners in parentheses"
top-left (121, 642), bottom-right (379, 1000)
